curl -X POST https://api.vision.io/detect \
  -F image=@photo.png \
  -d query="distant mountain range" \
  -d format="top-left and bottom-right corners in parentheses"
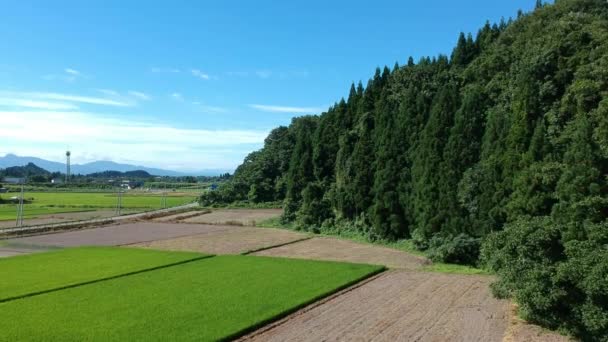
top-left (0, 154), bottom-right (229, 176)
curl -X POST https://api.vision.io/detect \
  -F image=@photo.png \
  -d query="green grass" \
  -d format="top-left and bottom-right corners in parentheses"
top-left (256, 216), bottom-right (287, 228)
top-left (0, 191), bottom-right (196, 221)
top-left (0, 254), bottom-right (383, 341)
top-left (0, 247), bottom-right (208, 302)
top-left (422, 262), bottom-right (490, 275)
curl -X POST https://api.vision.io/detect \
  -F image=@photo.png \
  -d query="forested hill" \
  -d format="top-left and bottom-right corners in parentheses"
top-left (203, 1), bottom-right (608, 339)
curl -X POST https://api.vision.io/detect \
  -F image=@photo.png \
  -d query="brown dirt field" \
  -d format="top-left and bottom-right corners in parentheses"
top-left (181, 208), bottom-right (282, 226)
top-left (131, 226), bottom-right (309, 254)
top-left (253, 237), bottom-right (429, 269)
top-left (238, 270), bottom-right (510, 342)
top-left (7, 222), bottom-right (230, 247)
top-left (0, 210), bottom-right (139, 229)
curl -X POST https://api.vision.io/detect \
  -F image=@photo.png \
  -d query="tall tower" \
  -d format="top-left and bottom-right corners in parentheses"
top-left (65, 150), bottom-right (71, 183)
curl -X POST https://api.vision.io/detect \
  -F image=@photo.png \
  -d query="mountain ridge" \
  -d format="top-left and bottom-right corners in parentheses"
top-left (0, 154), bottom-right (229, 176)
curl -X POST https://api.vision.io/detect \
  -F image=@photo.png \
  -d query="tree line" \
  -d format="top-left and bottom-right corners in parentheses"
top-left (201, 1), bottom-right (608, 339)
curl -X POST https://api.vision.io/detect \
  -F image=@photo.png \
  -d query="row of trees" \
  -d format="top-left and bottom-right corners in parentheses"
top-left (202, 1), bottom-right (607, 339)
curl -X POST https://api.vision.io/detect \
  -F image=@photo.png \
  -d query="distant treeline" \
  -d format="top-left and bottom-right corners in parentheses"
top-left (0, 163), bottom-right (232, 185)
top-left (201, 1), bottom-right (608, 339)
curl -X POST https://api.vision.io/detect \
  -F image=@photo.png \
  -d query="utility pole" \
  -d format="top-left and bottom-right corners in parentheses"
top-left (115, 188), bottom-right (123, 215)
top-left (161, 182), bottom-right (167, 209)
top-left (65, 150), bottom-right (71, 184)
top-left (15, 182), bottom-right (24, 227)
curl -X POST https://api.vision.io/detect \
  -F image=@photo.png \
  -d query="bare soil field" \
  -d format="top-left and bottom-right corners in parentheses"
top-left (0, 210), bottom-right (139, 229)
top-left (181, 208), bottom-right (282, 226)
top-left (239, 270), bottom-right (509, 342)
top-left (8, 222), bottom-right (230, 248)
top-left (131, 226), bottom-right (308, 254)
top-left (254, 237), bottom-right (429, 269)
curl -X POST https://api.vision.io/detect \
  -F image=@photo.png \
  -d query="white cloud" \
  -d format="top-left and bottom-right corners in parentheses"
top-left (193, 103), bottom-right (227, 114)
top-left (226, 71), bottom-right (249, 77)
top-left (96, 89), bottom-right (120, 97)
top-left (43, 68), bottom-right (85, 83)
top-left (191, 69), bottom-right (210, 80)
top-left (0, 91), bottom-right (132, 107)
top-left (128, 91), bottom-right (151, 101)
top-left (0, 110), bottom-right (268, 170)
top-left (0, 98), bottom-right (78, 110)
top-left (64, 68), bottom-right (81, 76)
top-left (249, 104), bottom-right (323, 114)
top-left (150, 67), bottom-right (180, 73)
top-left (170, 92), bottom-right (183, 101)
top-left (255, 70), bottom-right (272, 79)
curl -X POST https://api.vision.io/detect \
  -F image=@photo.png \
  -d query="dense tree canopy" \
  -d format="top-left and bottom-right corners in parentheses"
top-left (202, 1), bottom-right (608, 339)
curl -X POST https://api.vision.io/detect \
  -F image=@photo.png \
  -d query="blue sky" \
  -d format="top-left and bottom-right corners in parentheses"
top-left (0, 0), bottom-right (538, 172)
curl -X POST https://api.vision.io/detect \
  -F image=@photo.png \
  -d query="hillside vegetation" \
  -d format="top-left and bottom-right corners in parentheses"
top-left (202, 0), bottom-right (608, 339)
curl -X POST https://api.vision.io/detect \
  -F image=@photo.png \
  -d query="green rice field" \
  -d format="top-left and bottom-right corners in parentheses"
top-left (0, 247), bottom-right (207, 302)
top-left (0, 248), bottom-right (383, 341)
top-left (0, 191), bottom-right (197, 221)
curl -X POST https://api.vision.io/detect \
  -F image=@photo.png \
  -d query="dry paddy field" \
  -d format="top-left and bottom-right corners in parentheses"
top-left (254, 236), bottom-right (429, 269)
top-left (131, 227), bottom-right (308, 255)
top-left (0, 208), bottom-right (569, 341)
top-left (181, 208), bottom-right (282, 226)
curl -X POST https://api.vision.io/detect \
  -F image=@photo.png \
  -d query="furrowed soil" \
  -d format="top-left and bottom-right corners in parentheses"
top-left (254, 236), bottom-right (429, 269)
top-left (131, 226), bottom-right (308, 254)
top-left (238, 270), bottom-right (509, 342)
top-left (181, 208), bottom-right (282, 225)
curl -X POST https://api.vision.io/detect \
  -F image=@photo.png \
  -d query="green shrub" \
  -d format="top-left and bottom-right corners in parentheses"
top-left (426, 233), bottom-right (481, 266)
top-left (481, 217), bottom-right (608, 341)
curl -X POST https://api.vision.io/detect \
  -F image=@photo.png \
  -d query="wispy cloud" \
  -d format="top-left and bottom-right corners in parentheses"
top-left (227, 69), bottom-right (309, 79)
top-left (249, 104), bottom-right (323, 114)
top-left (150, 67), bottom-right (181, 73)
top-left (0, 91), bottom-right (132, 107)
top-left (96, 89), bottom-right (120, 97)
top-left (192, 102), bottom-right (227, 114)
top-left (64, 68), bottom-right (81, 76)
top-left (0, 98), bottom-right (78, 111)
top-left (255, 70), bottom-right (272, 79)
top-left (226, 71), bottom-right (250, 77)
top-left (128, 90), bottom-right (151, 101)
top-left (0, 111), bottom-right (268, 170)
top-left (43, 68), bottom-right (85, 83)
top-left (191, 69), bottom-right (210, 80)
top-left (170, 92), bottom-right (183, 101)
